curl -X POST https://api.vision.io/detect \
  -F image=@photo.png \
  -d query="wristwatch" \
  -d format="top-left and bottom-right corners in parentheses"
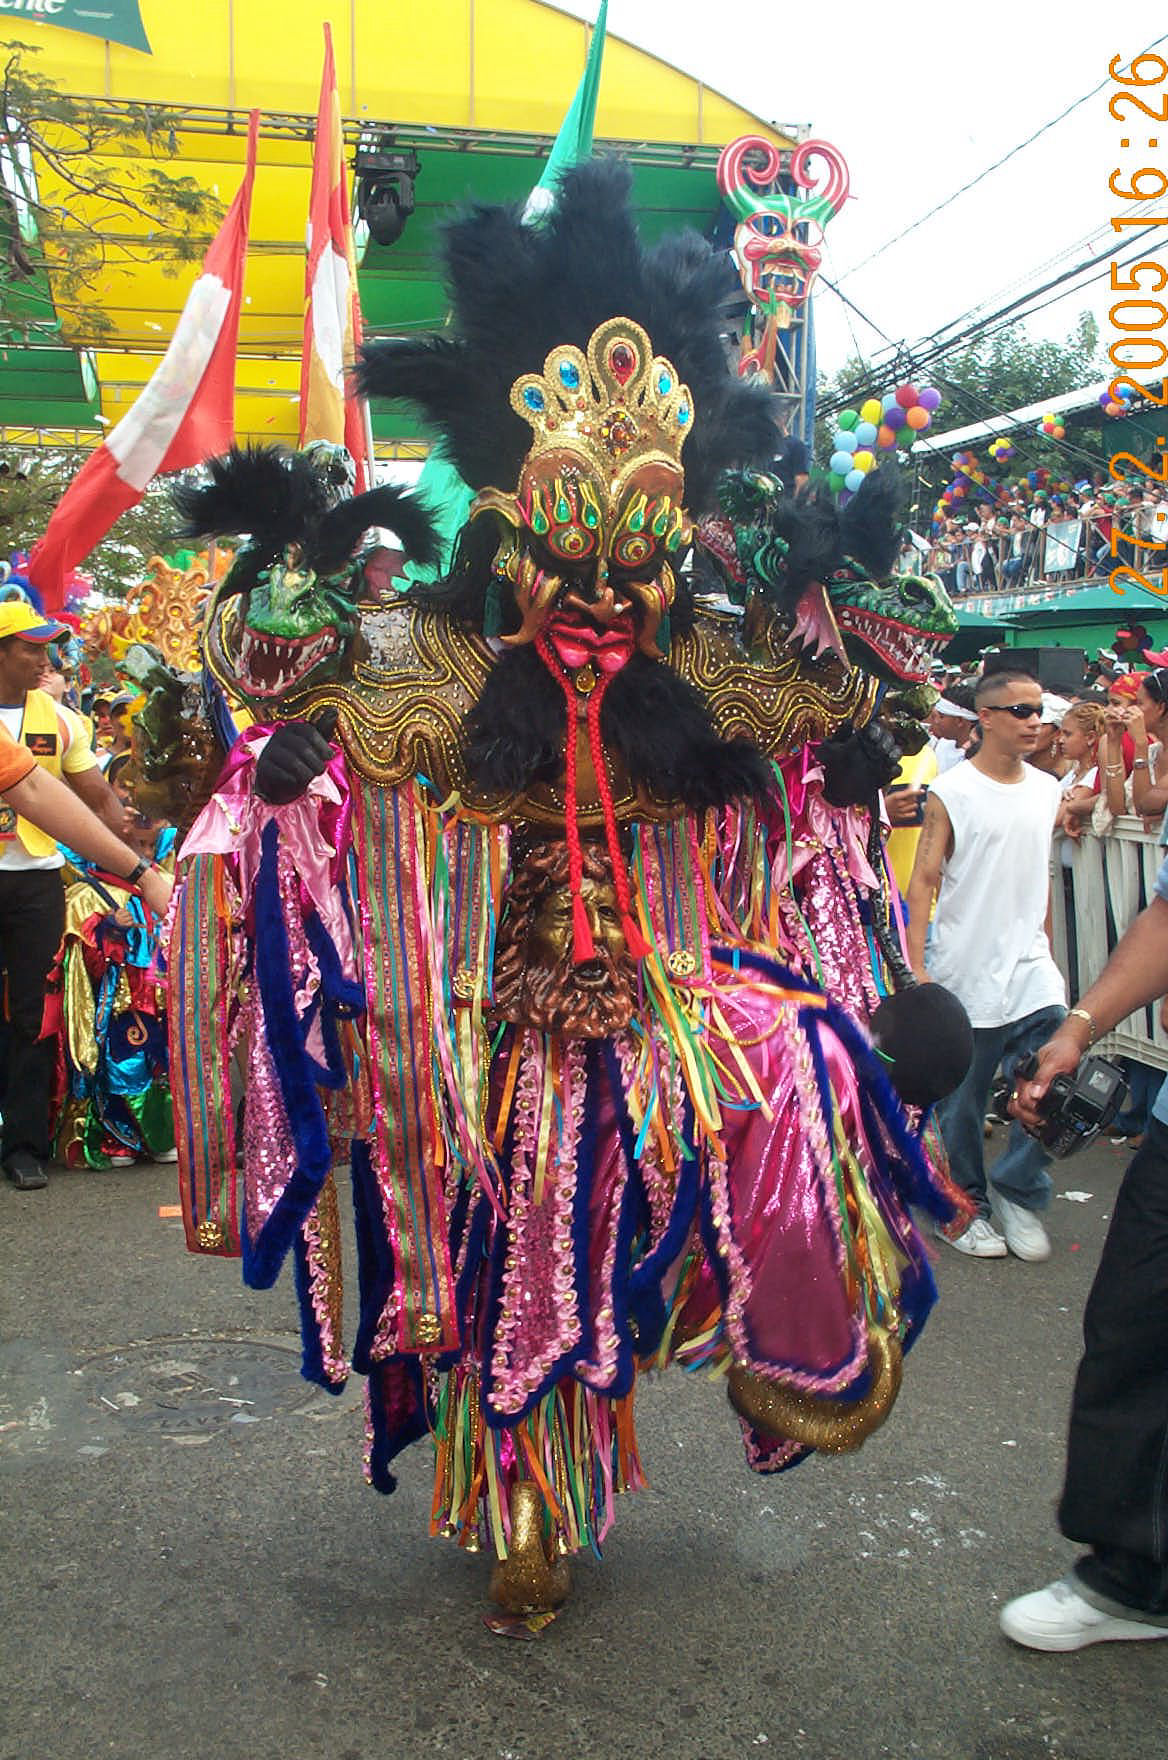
top-left (123, 856), bottom-right (152, 885)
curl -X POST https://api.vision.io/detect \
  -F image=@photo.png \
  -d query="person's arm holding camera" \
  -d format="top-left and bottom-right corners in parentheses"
top-left (1015, 889), bottom-right (1168, 1129)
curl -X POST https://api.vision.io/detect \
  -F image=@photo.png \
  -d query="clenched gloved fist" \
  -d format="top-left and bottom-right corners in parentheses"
top-left (254, 708), bottom-right (339, 805)
top-left (819, 719), bottom-right (902, 809)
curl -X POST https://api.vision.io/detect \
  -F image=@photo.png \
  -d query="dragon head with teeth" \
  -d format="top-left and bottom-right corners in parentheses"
top-left (704, 463), bottom-right (956, 688)
top-left (172, 445), bottom-right (440, 714)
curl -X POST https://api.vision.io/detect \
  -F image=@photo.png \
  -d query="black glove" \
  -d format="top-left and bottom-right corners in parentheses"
top-left (254, 709), bottom-right (339, 805)
top-left (819, 719), bottom-right (902, 808)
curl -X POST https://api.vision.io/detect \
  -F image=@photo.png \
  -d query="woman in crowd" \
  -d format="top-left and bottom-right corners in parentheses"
top-left (1101, 668), bottom-right (1168, 821)
top-left (1055, 701), bottom-right (1105, 841)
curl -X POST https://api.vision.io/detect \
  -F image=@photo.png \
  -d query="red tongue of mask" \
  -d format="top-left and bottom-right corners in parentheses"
top-left (534, 629), bottom-right (652, 966)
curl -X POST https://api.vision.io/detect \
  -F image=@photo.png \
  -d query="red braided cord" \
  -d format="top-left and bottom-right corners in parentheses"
top-left (536, 633), bottom-right (594, 961)
top-left (585, 677), bottom-right (652, 960)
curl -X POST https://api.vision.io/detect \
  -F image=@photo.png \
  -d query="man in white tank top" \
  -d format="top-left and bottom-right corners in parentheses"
top-left (905, 668), bottom-right (1066, 1260)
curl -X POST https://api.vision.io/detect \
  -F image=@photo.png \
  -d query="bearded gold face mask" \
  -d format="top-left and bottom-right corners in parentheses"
top-left (471, 318), bottom-right (695, 657)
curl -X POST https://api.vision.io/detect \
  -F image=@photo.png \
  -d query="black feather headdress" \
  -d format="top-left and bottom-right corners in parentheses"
top-left (172, 444), bottom-right (441, 583)
top-left (358, 158), bottom-right (779, 519)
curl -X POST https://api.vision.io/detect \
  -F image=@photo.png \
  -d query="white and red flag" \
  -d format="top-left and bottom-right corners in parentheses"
top-left (29, 111), bottom-right (260, 614)
top-left (299, 23), bottom-right (372, 490)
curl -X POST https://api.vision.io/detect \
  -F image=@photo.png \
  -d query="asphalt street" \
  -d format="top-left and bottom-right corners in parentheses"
top-left (2, 1126), bottom-right (1165, 1760)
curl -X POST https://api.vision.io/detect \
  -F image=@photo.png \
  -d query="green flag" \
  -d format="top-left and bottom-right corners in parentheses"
top-left (403, 1), bottom-right (608, 584)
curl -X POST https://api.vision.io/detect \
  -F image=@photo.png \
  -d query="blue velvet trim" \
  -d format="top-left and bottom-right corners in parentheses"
top-left (350, 1139), bottom-right (393, 1376)
top-left (244, 820), bottom-right (333, 1290)
top-left (628, 1084), bottom-right (700, 1301)
top-left (366, 1358), bottom-right (432, 1495)
top-left (303, 908), bottom-right (366, 1091)
top-left (480, 1043), bottom-right (597, 1430)
top-left (291, 1230), bottom-right (344, 1393)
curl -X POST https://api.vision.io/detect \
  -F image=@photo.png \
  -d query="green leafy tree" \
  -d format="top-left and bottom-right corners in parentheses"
top-left (815, 314), bottom-right (1108, 518)
top-left (0, 41), bottom-right (221, 343)
top-left (0, 448), bottom-right (182, 597)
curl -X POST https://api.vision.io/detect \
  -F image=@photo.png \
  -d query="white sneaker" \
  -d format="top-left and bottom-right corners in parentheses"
top-left (150, 1147), bottom-right (179, 1164)
top-left (1000, 1575), bottom-right (1168, 1651)
top-left (993, 1195), bottom-right (1051, 1262)
top-left (935, 1215), bottom-right (1007, 1257)
top-left (107, 1152), bottom-right (136, 1166)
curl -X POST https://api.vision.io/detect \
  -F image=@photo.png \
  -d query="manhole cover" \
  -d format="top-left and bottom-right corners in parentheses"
top-left (81, 1336), bottom-right (323, 1437)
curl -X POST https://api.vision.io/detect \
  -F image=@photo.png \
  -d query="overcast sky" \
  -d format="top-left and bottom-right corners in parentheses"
top-left (553, 1), bottom-right (1167, 384)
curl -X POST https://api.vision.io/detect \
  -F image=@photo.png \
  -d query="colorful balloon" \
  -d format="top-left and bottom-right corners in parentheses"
top-left (852, 449), bottom-right (875, 472)
top-left (834, 430), bottom-right (858, 453)
top-left (905, 407), bottom-right (930, 431)
top-left (830, 450), bottom-right (855, 475)
top-left (844, 469), bottom-right (865, 493)
top-left (895, 383), bottom-right (919, 409)
top-left (854, 421), bottom-right (878, 446)
top-left (837, 408), bottom-right (859, 430)
top-left (860, 398), bottom-right (882, 425)
top-left (876, 423), bottom-right (897, 449)
top-left (918, 386), bottom-right (941, 411)
top-left (884, 405), bottom-right (907, 431)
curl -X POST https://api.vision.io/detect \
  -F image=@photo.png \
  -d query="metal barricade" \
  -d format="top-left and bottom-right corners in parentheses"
top-left (1050, 817), bottom-right (1168, 1071)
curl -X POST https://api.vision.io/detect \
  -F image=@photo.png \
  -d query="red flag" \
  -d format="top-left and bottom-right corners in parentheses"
top-left (29, 112), bottom-right (260, 613)
top-left (299, 23), bottom-right (372, 491)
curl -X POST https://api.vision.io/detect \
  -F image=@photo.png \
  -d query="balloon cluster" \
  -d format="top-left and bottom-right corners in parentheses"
top-left (988, 436), bottom-right (1015, 464)
top-left (1099, 381), bottom-right (1139, 418)
top-left (1037, 410), bottom-right (1066, 440)
top-left (827, 383), bottom-right (941, 495)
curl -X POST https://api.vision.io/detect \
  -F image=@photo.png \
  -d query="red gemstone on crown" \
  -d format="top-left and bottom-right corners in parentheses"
top-left (609, 343), bottom-right (637, 385)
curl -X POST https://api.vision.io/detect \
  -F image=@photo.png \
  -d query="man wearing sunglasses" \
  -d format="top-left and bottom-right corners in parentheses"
top-left (906, 669), bottom-right (1066, 1260)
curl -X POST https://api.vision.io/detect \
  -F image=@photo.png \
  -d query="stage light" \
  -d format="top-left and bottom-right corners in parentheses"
top-left (355, 147), bottom-right (419, 249)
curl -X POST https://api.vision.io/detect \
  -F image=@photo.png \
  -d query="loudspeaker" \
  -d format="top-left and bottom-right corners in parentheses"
top-left (981, 647), bottom-right (1086, 694)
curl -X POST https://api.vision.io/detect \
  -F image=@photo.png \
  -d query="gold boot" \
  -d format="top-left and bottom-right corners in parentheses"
top-left (488, 1480), bottom-right (571, 1615)
top-left (727, 1325), bottom-right (903, 1455)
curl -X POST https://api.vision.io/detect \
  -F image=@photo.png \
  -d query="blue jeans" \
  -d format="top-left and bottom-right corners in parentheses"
top-left (936, 1004), bottom-right (1066, 1216)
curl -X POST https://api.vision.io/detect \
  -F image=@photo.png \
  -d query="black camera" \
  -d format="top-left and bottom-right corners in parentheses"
top-left (1005, 1053), bottom-right (1128, 1158)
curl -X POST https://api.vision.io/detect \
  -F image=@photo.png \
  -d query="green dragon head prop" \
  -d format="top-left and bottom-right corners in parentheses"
top-left (172, 446), bottom-right (440, 711)
top-left (704, 466), bottom-right (956, 687)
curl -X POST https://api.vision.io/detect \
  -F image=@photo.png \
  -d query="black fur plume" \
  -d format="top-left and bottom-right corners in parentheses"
top-left (171, 444), bottom-right (439, 576)
top-left (602, 653), bottom-right (771, 810)
top-left (462, 646), bottom-right (564, 793)
top-left (837, 467), bottom-right (904, 577)
top-left (314, 484), bottom-right (441, 575)
top-left (359, 158), bottom-right (779, 517)
top-left (172, 445), bottom-right (333, 554)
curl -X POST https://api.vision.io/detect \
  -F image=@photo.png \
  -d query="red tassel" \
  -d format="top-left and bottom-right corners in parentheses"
top-left (620, 912), bottom-right (652, 961)
top-left (573, 893), bottom-right (597, 962)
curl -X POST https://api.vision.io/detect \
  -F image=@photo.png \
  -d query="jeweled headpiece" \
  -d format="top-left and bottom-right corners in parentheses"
top-left (510, 318), bottom-right (693, 480)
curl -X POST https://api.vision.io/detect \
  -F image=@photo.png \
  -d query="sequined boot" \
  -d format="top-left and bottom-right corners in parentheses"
top-left (727, 1326), bottom-right (903, 1454)
top-left (488, 1480), bottom-right (571, 1615)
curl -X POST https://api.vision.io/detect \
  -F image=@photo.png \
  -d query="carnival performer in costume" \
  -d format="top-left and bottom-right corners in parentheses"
top-left (47, 751), bottom-right (177, 1169)
top-left (163, 162), bottom-right (967, 1621)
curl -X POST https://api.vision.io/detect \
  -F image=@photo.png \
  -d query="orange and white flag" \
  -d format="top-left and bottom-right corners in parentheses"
top-left (299, 23), bottom-right (372, 490)
top-left (30, 111), bottom-right (260, 613)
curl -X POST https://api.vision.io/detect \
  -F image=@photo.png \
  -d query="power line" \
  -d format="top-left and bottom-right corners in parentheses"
top-left (836, 34), bottom-right (1168, 280)
top-left (818, 228), bottom-right (1166, 418)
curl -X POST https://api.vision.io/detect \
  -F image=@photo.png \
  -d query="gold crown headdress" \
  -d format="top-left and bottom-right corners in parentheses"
top-left (509, 318), bottom-right (694, 480)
